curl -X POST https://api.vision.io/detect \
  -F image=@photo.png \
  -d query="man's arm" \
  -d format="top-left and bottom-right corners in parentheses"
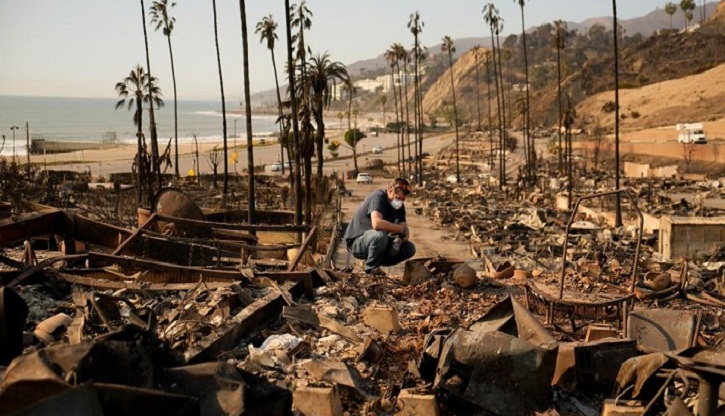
top-left (371, 211), bottom-right (408, 237)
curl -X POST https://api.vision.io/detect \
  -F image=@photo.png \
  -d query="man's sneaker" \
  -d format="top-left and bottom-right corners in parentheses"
top-left (365, 268), bottom-right (387, 278)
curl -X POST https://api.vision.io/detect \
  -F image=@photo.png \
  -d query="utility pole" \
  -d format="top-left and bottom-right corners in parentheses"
top-left (26, 121), bottom-right (31, 167)
top-left (10, 126), bottom-right (19, 163)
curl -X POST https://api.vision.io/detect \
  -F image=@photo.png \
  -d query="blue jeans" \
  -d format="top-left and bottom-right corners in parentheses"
top-left (349, 230), bottom-right (416, 273)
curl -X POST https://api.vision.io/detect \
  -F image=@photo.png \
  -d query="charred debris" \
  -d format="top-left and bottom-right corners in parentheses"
top-left (3, 136), bottom-right (725, 415)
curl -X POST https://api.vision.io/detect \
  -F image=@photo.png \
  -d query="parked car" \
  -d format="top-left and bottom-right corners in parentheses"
top-left (270, 162), bottom-right (282, 172)
top-left (356, 173), bottom-right (373, 184)
top-left (372, 145), bottom-right (383, 154)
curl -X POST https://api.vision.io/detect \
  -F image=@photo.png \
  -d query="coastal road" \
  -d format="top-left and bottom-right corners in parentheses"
top-left (35, 131), bottom-right (456, 180)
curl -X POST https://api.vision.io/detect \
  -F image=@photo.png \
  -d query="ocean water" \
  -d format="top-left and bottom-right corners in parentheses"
top-left (0, 95), bottom-right (278, 156)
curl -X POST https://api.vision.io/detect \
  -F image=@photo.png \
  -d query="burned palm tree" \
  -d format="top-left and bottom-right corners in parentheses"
top-left (408, 11), bottom-right (424, 182)
top-left (115, 65), bottom-right (163, 207)
top-left (256, 14), bottom-right (287, 175)
top-left (304, 52), bottom-right (349, 178)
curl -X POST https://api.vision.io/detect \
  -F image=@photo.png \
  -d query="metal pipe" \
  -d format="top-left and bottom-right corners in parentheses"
top-left (558, 189), bottom-right (643, 299)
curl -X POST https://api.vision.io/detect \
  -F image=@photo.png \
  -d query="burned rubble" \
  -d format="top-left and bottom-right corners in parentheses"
top-left (3, 135), bottom-right (725, 416)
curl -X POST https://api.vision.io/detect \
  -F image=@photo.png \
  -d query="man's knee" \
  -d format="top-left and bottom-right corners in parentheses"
top-left (402, 241), bottom-right (416, 259)
top-left (367, 229), bottom-right (389, 242)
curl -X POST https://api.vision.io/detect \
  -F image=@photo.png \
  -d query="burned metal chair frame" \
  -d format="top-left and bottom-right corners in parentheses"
top-left (525, 189), bottom-right (643, 330)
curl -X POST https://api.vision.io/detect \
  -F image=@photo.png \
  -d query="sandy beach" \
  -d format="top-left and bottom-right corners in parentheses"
top-left (27, 129), bottom-right (455, 180)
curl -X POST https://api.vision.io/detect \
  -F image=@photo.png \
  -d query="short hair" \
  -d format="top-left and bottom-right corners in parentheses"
top-left (389, 177), bottom-right (411, 195)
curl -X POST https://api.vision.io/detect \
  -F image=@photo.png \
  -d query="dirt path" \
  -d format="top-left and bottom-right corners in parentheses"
top-left (339, 179), bottom-right (472, 261)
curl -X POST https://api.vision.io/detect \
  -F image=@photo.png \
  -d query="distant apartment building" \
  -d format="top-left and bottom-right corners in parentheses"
top-left (354, 78), bottom-right (385, 93)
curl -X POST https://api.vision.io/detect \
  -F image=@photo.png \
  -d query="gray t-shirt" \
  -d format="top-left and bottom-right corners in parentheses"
top-left (344, 189), bottom-right (406, 246)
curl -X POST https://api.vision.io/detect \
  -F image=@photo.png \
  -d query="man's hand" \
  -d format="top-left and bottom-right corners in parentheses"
top-left (399, 224), bottom-right (409, 241)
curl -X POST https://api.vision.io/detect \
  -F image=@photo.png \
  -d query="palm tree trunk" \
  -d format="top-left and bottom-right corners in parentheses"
top-left (495, 33), bottom-right (507, 185)
top-left (448, 51), bottom-right (460, 184)
top-left (271, 49), bottom-right (286, 175)
top-left (557, 44), bottom-right (563, 175)
top-left (613, 0), bottom-right (622, 226)
top-left (475, 52), bottom-right (482, 131)
top-left (403, 65), bottom-right (412, 177)
top-left (490, 31), bottom-right (504, 189)
top-left (239, 0), bottom-right (255, 227)
top-left (166, 35), bottom-right (179, 179)
top-left (391, 66), bottom-right (402, 174)
top-left (140, 0), bottom-right (161, 196)
top-left (396, 61), bottom-right (406, 178)
top-left (211, 0), bottom-right (229, 196)
top-left (284, 0), bottom-right (302, 227)
top-left (416, 50), bottom-right (424, 183)
top-left (412, 44), bottom-right (420, 182)
top-left (315, 102), bottom-right (325, 178)
top-left (520, 4), bottom-right (533, 181)
top-left (486, 58), bottom-right (494, 172)
top-left (135, 97), bottom-right (144, 207)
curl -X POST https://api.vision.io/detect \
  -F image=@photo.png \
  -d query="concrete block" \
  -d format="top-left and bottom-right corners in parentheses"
top-left (584, 324), bottom-right (619, 342)
top-left (396, 389), bottom-right (440, 416)
top-left (363, 305), bottom-right (401, 334)
top-left (601, 399), bottom-right (645, 416)
top-left (293, 386), bottom-right (343, 416)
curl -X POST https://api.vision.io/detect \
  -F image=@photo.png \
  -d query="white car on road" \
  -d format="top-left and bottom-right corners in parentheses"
top-left (356, 173), bottom-right (373, 184)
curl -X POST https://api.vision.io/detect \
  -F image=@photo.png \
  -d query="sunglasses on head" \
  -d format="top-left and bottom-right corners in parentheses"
top-left (395, 182), bottom-right (411, 195)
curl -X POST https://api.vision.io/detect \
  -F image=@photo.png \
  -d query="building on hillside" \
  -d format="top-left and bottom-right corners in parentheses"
top-left (354, 78), bottom-right (385, 93)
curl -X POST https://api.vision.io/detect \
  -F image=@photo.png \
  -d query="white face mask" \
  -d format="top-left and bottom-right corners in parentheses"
top-left (391, 198), bottom-right (403, 210)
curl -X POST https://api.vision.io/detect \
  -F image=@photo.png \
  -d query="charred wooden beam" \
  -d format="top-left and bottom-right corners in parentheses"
top-left (288, 226), bottom-right (317, 271)
top-left (186, 280), bottom-right (306, 364)
top-left (73, 214), bottom-right (131, 250)
top-left (112, 213), bottom-right (158, 256)
top-left (7, 254), bottom-right (88, 288)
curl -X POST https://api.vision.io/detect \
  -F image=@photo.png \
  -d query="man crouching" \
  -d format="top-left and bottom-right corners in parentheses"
top-left (343, 177), bottom-right (416, 276)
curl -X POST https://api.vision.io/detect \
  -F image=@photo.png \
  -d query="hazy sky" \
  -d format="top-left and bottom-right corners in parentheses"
top-left (0, 1), bottom-right (671, 102)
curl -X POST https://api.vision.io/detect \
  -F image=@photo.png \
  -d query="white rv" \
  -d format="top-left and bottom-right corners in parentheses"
top-left (676, 123), bottom-right (707, 144)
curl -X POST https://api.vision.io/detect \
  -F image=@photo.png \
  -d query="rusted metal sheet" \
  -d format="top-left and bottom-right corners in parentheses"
top-left (470, 295), bottom-right (558, 347)
top-left (627, 309), bottom-right (696, 352)
top-left (0, 209), bottom-right (63, 246)
top-left (433, 329), bottom-right (557, 415)
top-left (574, 338), bottom-right (638, 387)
